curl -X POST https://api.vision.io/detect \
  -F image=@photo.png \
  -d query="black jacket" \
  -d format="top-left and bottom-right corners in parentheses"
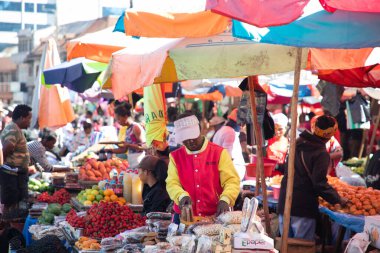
top-left (142, 182), bottom-right (171, 216)
top-left (278, 131), bottom-right (341, 218)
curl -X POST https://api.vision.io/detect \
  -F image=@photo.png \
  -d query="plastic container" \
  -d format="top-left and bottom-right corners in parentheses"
top-left (123, 171), bottom-right (133, 203)
top-left (131, 172), bottom-right (143, 204)
top-left (245, 157), bottom-right (277, 178)
top-left (272, 185), bottom-right (281, 200)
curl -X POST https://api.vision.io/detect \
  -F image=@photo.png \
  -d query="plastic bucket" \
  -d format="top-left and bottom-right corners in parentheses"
top-left (245, 158), bottom-right (277, 178)
top-left (272, 185), bottom-right (281, 200)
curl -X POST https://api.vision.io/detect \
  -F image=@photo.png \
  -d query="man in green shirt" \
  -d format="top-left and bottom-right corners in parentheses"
top-left (0, 104), bottom-right (32, 218)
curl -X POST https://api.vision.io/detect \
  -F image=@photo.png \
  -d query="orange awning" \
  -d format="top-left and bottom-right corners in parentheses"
top-left (124, 10), bottom-right (230, 38)
top-left (66, 28), bottom-right (130, 63)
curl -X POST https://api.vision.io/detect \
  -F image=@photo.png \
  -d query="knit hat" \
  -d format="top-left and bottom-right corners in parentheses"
top-left (311, 115), bottom-right (338, 140)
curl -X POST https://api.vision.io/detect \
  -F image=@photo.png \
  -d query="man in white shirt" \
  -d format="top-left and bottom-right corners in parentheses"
top-left (210, 109), bottom-right (246, 180)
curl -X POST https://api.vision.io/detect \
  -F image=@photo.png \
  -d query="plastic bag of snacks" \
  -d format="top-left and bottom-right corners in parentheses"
top-left (193, 224), bottom-right (224, 236)
top-left (217, 211), bottom-right (242, 225)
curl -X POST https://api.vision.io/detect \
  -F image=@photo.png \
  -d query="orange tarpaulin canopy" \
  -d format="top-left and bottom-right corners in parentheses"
top-left (123, 10), bottom-right (230, 38)
top-left (309, 48), bottom-right (374, 70)
top-left (67, 28), bottom-right (130, 63)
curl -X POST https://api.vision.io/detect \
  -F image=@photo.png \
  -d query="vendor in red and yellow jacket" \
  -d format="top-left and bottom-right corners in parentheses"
top-left (166, 112), bottom-right (240, 220)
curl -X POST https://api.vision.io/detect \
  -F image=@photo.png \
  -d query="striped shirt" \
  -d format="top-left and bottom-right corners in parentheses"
top-left (27, 141), bottom-right (53, 172)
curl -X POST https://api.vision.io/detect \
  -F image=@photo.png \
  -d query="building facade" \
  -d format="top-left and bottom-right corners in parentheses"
top-left (0, 0), bottom-right (129, 105)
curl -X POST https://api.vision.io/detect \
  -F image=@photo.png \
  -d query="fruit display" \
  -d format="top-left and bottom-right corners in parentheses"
top-left (75, 236), bottom-right (101, 250)
top-left (37, 189), bottom-right (71, 205)
top-left (28, 178), bottom-right (54, 193)
top-left (79, 158), bottom-right (129, 181)
top-left (38, 203), bottom-right (72, 225)
top-left (76, 186), bottom-right (126, 206)
top-left (66, 202), bottom-right (146, 238)
top-left (320, 177), bottom-right (380, 215)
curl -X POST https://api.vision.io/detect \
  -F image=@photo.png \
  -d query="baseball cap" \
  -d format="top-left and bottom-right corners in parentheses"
top-left (174, 115), bottom-right (200, 144)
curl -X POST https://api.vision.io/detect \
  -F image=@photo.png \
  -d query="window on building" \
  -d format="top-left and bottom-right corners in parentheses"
top-left (37, 24), bottom-right (50, 30)
top-left (24, 2), bottom-right (34, 12)
top-left (11, 71), bottom-right (16, 81)
top-left (102, 7), bottom-right (124, 17)
top-left (19, 37), bottom-right (32, 52)
top-left (0, 1), bottom-right (21, 11)
top-left (25, 24), bottom-right (34, 30)
top-left (37, 3), bottom-right (55, 14)
top-left (0, 22), bottom-right (21, 32)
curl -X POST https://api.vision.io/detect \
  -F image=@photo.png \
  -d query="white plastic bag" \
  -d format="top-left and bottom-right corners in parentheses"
top-left (344, 232), bottom-right (370, 253)
top-left (335, 162), bottom-right (355, 178)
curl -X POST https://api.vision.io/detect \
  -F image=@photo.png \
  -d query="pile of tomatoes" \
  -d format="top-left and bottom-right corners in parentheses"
top-left (37, 189), bottom-right (71, 205)
top-left (66, 202), bottom-right (146, 238)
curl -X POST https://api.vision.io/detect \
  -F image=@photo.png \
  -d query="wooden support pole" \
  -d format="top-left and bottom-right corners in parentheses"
top-left (248, 76), bottom-right (271, 235)
top-left (281, 48), bottom-right (303, 253)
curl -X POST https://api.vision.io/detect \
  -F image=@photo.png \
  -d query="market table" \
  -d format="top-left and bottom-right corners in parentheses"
top-left (319, 206), bottom-right (365, 253)
top-left (256, 195), bottom-right (279, 212)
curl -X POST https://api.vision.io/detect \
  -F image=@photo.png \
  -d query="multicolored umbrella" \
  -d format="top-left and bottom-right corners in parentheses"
top-left (31, 39), bottom-right (75, 129)
top-left (104, 33), bottom-right (307, 99)
top-left (320, 0), bottom-right (380, 12)
top-left (43, 57), bottom-right (108, 93)
top-left (66, 27), bottom-right (131, 63)
top-left (232, 9), bottom-right (380, 49)
top-left (318, 64), bottom-right (380, 88)
top-left (206, 0), bottom-right (310, 27)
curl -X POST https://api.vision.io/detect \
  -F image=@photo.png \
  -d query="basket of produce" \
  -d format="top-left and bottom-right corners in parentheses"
top-left (38, 203), bottom-right (73, 225)
top-left (78, 158), bottom-right (129, 182)
top-left (28, 178), bottom-right (54, 193)
top-left (75, 186), bottom-right (127, 207)
top-left (37, 188), bottom-right (71, 205)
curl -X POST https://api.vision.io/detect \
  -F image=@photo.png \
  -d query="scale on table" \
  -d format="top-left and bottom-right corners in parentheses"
top-left (233, 197), bottom-right (274, 250)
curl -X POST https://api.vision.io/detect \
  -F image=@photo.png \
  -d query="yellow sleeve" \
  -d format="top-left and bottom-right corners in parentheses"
top-left (218, 149), bottom-right (241, 206)
top-left (166, 154), bottom-right (190, 205)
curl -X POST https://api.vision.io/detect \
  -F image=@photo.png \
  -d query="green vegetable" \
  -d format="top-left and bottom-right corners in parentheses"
top-left (30, 178), bottom-right (42, 187)
top-left (44, 213), bottom-right (54, 224)
top-left (62, 204), bottom-right (72, 213)
top-left (47, 203), bottom-right (62, 216)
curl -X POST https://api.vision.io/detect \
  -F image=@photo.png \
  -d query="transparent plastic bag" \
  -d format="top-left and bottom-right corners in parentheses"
top-left (146, 212), bottom-right (173, 220)
top-left (217, 211), bottom-right (242, 225)
top-left (196, 235), bottom-right (213, 253)
top-left (193, 224), bottom-right (223, 236)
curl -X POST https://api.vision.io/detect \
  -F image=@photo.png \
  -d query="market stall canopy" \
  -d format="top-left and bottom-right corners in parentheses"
top-left (318, 64), bottom-right (380, 88)
top-left (67, 27), bottom-right (131, 63)
top-left (320, 0), bottom-right (380, 12)
top-left (232, 9), bottom-right (380, 49)
top-left (205, 0), bottom-right (310, 27)
top-left (104, 32), bottom-right (308, 99)
top-left (182, 84), bottom-right (243, 101)
top-left (43, 57), bottom-right (108, 93)
top-left (123, 10), bottom-right (230, 38)
top-left (309, 48), bottom-right (380, 70)
top-left (32, 39), bottom-right (75, 129)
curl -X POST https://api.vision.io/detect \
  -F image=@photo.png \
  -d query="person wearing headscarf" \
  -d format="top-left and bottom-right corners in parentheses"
top-left (278, 115), bottom-right (348, 240)
top-left (266, 113), bottom-right (289, 175)
top-left (311, 115), bottom-right (343, 177)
